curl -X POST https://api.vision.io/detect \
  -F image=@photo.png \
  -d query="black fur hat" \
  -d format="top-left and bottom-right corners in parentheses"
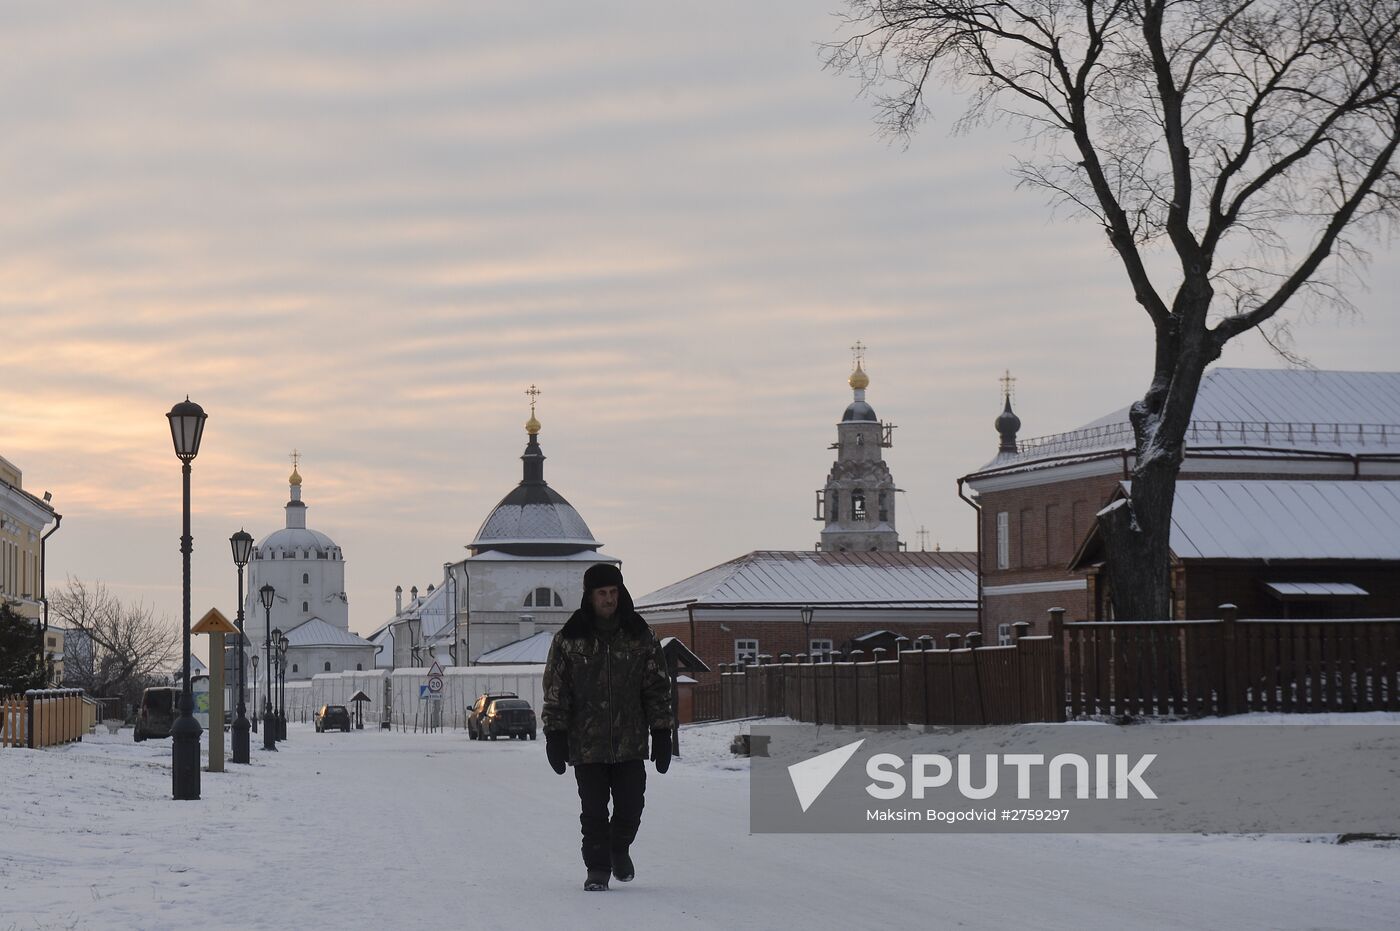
top-left (583, 563), bottom-right (624, 593)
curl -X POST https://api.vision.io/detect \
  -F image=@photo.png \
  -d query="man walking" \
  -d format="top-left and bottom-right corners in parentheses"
top-left (542, 563), bottom-right (674, 891)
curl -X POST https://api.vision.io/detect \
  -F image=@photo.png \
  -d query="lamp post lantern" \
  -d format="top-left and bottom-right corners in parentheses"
top-left (167, 396), bottom-right (207, 801)
top-left (800, 605), bottom-right (814, 657)
top-left (229, 530), bottom-right (254, 764)
top-left (260, 585), bottom-right (277, 751)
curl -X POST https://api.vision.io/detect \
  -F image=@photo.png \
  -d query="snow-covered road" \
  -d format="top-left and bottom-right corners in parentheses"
top-left (2, 719), bottom-right (1397, 930)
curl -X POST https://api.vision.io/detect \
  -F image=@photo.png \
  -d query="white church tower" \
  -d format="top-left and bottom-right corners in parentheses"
top-left (817, 343), bottom-right (902, 552)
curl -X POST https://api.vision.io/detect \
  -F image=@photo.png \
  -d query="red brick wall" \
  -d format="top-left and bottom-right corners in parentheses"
top-left (1183, 563), bottom-right (1400, 619)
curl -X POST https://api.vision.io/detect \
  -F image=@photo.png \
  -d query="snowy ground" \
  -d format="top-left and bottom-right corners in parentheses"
top-left (2, 716), bottom-right (1398, 931)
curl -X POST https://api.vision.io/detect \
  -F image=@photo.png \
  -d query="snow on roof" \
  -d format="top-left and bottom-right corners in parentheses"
top-left (476, 630), bottom-right (553, 664)
top-left (285, 617), bottom-right (375, 649)
top-left (976, 368), bottom-right (1400, 473)
top-left (1263, 582), bottom-right (1368, 598)
top-left (634, 550), bottom-right (978, 609)
top-left (1169, 481), bottom-right (1400, 561)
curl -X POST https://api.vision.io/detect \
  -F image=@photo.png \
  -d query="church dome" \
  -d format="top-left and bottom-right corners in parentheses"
top-left (470, 413), bottom-right (602, 557)
top-left (256, 526), bottom-right (340, 559)
top-left (471, 483), bottom-right (600, 556)
top-left (842, 400), bottom-right (878, 422)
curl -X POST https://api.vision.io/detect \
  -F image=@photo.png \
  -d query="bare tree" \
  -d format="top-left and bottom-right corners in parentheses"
top-left (827, 0), bottom-right (1400, 617)
top-left (50, 578), bottom-right (179, 714)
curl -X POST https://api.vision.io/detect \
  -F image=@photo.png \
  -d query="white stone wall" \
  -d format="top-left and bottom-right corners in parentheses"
top-left (453, 557), bottom-right (611, 662)
top-left (386, 665), bottom-right (545, 730)
top-left (245, 554), bottom-right (349, 645)
top-left (285, 646), bottom-right (377, 681)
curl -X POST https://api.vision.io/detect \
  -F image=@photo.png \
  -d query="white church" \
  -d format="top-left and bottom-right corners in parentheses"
top-left (369, 390), bottom-right (619, 667)
top-left (240, 463), bottom-right (376, 699)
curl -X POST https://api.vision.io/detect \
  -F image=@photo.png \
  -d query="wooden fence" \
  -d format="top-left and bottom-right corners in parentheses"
top-left (0, 689), bottom-right (88, 749)
top-left (718, 620), bottom-right (1065, 726)
top-left (1065, 607), bottom-right (1400, 717)
top-left (715, 607), bottom-right (1400, 725)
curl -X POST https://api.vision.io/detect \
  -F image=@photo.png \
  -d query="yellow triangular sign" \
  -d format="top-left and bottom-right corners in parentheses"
top-left (192, 607), bottom-right (240, 635)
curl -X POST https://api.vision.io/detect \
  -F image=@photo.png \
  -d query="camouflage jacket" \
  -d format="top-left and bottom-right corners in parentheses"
top-left (541, 608), bottom-right (673, 765)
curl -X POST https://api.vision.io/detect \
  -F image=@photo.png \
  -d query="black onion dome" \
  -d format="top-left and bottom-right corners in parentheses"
top-left (842, 400), bottom-right (878, 422)
top-left (470, 433), bottom-right (602, 557)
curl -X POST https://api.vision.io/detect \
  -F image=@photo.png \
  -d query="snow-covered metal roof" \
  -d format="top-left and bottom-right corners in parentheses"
top-left (284, 617), bottom-right (375, 649)
top-left (634, 550), bottom-right (978, 609)
top-left (1168, 481), bottom-right (1400, 561)
top-left (1263, 582), bottom-right (1368, 598)
top-left (976, 368), bottom-right (1400, 473)
top-left (477, 630), bottom-right (553, 665)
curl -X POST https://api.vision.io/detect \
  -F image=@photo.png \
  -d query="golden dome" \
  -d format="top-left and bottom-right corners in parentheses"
top-left (848, 365), bottom-right (869, 390)
top-left (526, 415), bottom-right (541, 435)
top-left (289, 467), bottom-right (303, 487)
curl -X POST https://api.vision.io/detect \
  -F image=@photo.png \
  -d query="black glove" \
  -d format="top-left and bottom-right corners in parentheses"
top-left (650, 729), bottom-right (672, 774)
top-left (545, 731), bottom-right (568, 775)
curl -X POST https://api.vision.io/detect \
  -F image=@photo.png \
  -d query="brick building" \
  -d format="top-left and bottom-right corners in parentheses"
top-left (960, 368), bottom-right (1400, 634)
top-left (635, 550), bottom-right (977, 686)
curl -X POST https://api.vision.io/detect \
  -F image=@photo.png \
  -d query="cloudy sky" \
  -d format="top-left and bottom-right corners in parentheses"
top-left (4, 2), bottom-right (1396, 654)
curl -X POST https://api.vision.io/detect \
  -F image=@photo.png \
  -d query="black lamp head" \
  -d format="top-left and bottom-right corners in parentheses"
top-left (230, 529), bottom-right (254, 568)
top-left (259, 584), bottom-right (275, 611)
top-left (166, 397), bottom-right (208, 462)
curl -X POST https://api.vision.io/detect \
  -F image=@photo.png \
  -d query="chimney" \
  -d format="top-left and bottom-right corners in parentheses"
top-left (519, 614), bottom-right (535, 640)
top-left (411, 585), bottom-right (419, 605)
top-left (395, 585), bottom-right (402, 615)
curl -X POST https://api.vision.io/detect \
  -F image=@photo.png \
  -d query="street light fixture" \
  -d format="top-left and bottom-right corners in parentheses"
top-left (800, 605), bottom-right (814, 658)
top-left (271, 627), bottom-right (282, 741)
top-left (166, 396), bottom-right (207, 801)
top-left (229, 529), bottom-right (254, 764)
top-left (277, 632), bottom-right (290, 739)
top-left (259, 584), bottom-right (276, 752)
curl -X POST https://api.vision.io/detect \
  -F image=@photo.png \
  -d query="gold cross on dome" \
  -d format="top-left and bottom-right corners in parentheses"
top-left (525, 384), bottom-right (541, 416)
top-left (1000, 370), bottom-right (1017, 401)
top-left (290, 449), bottom-right (301, 471)
top-left (851, 340), bottom-right (866, 369)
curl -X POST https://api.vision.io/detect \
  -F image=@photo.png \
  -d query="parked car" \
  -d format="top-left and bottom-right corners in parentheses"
top-left (314, 704), bottom-right (352, 733)
top-left (467, 692), bottom-right (518, 740)
top-left (479, 698), bottom-right (537, 741)
top-left (133, 686), bottom-right (180, 742)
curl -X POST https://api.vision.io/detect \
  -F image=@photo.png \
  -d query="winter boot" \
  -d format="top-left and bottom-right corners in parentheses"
top-left (584, 869), bottom-right (610, 892)
top-left (611, 846), bottom-right (634, 883)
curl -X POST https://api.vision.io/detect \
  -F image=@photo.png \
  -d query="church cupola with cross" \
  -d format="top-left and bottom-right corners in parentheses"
top-left (816, 342), bottom-right (902, 552)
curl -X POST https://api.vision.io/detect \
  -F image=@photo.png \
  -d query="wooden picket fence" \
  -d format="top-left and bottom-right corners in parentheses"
top-left (0, 689), bottom-right (88, 749)
top-left (715, 607), bottom-right (1400, 725)
top-left (718, 620), bottom-right (1065, 726)
top-left (1065, 607), bottom-right (1400, 717)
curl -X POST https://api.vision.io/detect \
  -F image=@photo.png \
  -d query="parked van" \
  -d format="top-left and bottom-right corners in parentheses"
top-left (133, 687), bottom-right (180, 742)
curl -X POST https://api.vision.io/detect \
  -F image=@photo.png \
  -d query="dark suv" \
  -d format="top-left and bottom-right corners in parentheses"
top-left (479, 698), bottom-right (537, 741)
top-left (467, 692), bottom-right (518, 740)
top-left (314, 705), bottom-right (352, 732)
top-left (133, 687), bottom-right (180, 742)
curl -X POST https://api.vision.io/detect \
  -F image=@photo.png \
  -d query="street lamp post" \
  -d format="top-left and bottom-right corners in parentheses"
top-left (800, 605), bottom-right (814, 657)
top-left (229, 529), bottom-right (254, 764)
top-left (166, 397), bottom-right (207, 801)
top-left (251, 655), bottom-right (259, 732)
top-left (274, 630), bottom-right (289, 740)
top-left (260, 585), bottom-right (277, 752)
top-left (279, 632), bottom-right (290, 737)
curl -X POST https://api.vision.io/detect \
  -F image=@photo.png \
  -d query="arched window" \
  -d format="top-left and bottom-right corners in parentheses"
top-left (302, 573), bottom-right (309, 584)
top-left (356, 663), bottom-right (363, 671)
top-left (856, 432), bottom-right (864, 447)
top-left (852, 489), bottom-right (867, 522)
top-left (878, 490), bottom-right (889, 523)
top-left (524, 587), bottom-right (565, 608)
top-left (302, 601), bottom-right (309, 612)
top-left (829, 490), bottom-right (839, 522)
top-left (324, 661), bottom-right (331, 672)
top-left (292, 664), bottom-right (299, 673)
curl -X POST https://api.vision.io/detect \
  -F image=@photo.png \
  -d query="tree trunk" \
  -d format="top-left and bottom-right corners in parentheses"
top-left (1099, 323), bottom-right (1217, 620)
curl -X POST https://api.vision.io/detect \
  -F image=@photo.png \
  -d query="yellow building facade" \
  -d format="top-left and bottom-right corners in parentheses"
top-left (1, 453), bottom-right (58, 625)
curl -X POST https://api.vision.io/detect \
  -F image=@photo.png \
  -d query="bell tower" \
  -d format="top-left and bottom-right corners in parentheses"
top-left (815, 342), bottom-right (901, 552)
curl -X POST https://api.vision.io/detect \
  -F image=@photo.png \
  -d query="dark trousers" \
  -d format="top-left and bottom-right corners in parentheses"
top-left (573, 760), bottom-right (646, 870)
